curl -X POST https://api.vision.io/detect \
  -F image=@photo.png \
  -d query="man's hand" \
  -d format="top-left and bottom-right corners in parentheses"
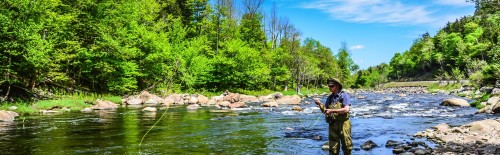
top-left (313, 98), bottom-right (321, 105)
top-left (325, 109), bottom-right (335, 115)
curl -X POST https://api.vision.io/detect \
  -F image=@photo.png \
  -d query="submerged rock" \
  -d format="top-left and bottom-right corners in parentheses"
top-left (361, 140), bottom-right (378, 150)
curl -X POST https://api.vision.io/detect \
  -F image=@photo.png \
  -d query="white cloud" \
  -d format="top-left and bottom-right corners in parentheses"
top-left (350, 45), bottom-right (365, 50)
top-left (434, 0), bottom-right (474, 7)
top-left (301, 0), bottom-right (472, 26)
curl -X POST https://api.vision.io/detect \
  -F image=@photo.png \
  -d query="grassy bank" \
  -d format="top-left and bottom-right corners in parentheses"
top-left (0, 94), bottom-right (122, 115)
top-left (1, 88), bottom-right (329, 115)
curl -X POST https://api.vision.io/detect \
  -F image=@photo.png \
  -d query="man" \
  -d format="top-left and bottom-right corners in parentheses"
top-left (314, 78), bottom-right (352, 155)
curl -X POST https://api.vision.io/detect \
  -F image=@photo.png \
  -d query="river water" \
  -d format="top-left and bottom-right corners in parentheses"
top-left (0, 92), bottom-right (497, 155)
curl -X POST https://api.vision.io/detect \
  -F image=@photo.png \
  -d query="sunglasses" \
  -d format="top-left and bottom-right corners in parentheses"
top-left (328, 85), bottom-right (336, 88)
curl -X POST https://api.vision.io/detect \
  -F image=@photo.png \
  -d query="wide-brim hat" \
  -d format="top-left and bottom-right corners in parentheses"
top-left (327, 78), bottom-right (342, 91)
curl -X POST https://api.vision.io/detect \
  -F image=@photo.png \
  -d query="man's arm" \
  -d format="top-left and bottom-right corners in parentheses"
top-left (326, 105), bottom-right (350, 114)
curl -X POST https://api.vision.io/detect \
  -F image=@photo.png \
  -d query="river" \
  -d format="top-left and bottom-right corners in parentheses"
top-left (0, 92), bottom-right (497, 154)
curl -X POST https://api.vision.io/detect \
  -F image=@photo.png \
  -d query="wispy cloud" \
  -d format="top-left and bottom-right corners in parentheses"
top-left (350, 45), bottom-right (365, 50)
top-left (434, 0), bottom-right (474, 7)
top-left (301, 0), bottom-right (473, 26)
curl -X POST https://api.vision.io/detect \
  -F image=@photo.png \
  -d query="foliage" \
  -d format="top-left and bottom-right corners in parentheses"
top-left (358, 0), bottom-right (499, 88)
top-left (0, 0), bottom-right (355, 101)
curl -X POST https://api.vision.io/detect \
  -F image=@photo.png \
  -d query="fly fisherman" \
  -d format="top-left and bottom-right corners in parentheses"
top-left (314, 78), bottom-right (352, 155)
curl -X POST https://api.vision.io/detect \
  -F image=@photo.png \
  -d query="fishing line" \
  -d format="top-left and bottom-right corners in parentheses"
top-left (308, 113), bottom-right (323, 128)
top-left (139, 105), bottom-right (170, 151)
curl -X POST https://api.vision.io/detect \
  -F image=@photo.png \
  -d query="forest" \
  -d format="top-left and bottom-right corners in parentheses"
top-left (0, 0), bottom-right (358, 101)
top-left (353, 0), bottom-right (499, 88)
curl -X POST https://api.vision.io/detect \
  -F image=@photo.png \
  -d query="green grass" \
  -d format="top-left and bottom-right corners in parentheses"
top-left (427, 83), bottom-right (462, 92)
top-left (383, 81), bottom-right (437, 87)
top-left (0, 94), bottom-right (122, 115)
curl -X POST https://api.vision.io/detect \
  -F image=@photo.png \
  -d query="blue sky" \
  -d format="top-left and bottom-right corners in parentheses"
top-left (260, 0), bottom-right (476, 69)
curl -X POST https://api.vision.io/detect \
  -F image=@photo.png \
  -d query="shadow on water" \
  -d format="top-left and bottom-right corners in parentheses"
top-left (0, 92), bottom-right (497, 154)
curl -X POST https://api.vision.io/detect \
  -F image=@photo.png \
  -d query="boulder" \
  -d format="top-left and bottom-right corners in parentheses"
top-left (127, 98), bottom-right (143, 105)
top-left (188, 96), bottom-right (198, 104)
top-left (491, 88), bottom-right (500, 95)
top-left (492, 101), bottom-right (500, 113)
top-left (361, 140), bottom-right (378, 150)
top-left (142, 107), bottom-right (157, 112)
top-left (276, 95), bottom-right (302, 105)
top-left (166, 94), bottom-right (184, 105)
top-left (261, 102), bottom-right (278, 107)
top-left (80, 108), bottom-right (92, 113)
top-left (92, 100), bottom-right (118, 110)
top-left (0, 110), bottom-right (18, 122)
top-left (197, 95), bottom-right (209, 104)
top-left (239, 95), bottom-right (260, 103)
top-left (162, 97), bottom-right (174, 106)
top-left (487, 97), bottom-right (499, 105)
top-left (223, 93), bottom-right (240, 103)
top-left (466, 119), bottom-right (500, 134)
top-left (385, 140), bottom-right (401, 148)
top-left (139, 91), bottom-right (153, 100)
top-left (187, 104), bottom-right (200, 110)
top-left (229, 102), bottom-right (247, 109)
top-left (431, 123), bottom-right (450, 133)
top-left (217, 101), bottom-right (231, 107)
top-left (476, 105), bottom-right (493, 114)
top-left (291, 106), bottom-right (303, 111)
top-left (440, 98), bottom-right (470, 107)
top-left (206, 99), bottom-right (217, 106)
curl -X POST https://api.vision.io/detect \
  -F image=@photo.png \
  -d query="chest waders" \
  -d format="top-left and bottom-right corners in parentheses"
top-left (327, 100), bottom-right (352, 155)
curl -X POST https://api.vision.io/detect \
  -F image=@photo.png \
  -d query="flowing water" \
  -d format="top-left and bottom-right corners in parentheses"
top-left (0, 92), bottom-right (497, 155)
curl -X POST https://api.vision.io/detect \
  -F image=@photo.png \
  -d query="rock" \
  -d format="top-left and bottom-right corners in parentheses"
top-left (0, 110), bottom-right (18, 122)
top-left (400, 152), bottom-right (415, 155)
top-left (487, 97), bottom-right (499, 105)
top-left (217, 101), bottom-right (231, 107)
top-left (127, 98), bottom-right (143, 105)
top-left (492, 100), bottom-right (500, 113)
top-left (162, 97), bottom-right (174, 106)
top-left (440, 98), bottom-right (470, 107)
top-left (275, 95), bottom-right (302, 104)
top-left (188, 96), bottom-right (198, 104)
top-left (261, 102), bottom-right (278, 107)
top-left (393, 146), bottom-right (405, 154)
top-left (239, 95), bottom-right (260, 103)
top-left (479, 87), bottom-right (494, 94)
top-left (361, 140), bottom-right (378, 150)
top-left (467, 119), bottom-right (500, 134)
top-left (80, 108), bottom-right (92, 113)
top-left (491, 88), bottom-right (500, 95)
top-left (187, 104), bottom-right (199, 110)
top-left (229, 102), bottom-right (246, 109)
top-left (166, 94), bottom-right (184, 105)
top-left (432, 123), bottom-right (450, 133)
top-left (436, 134), bottom-right (460, 143)
top-left (139, 91), bottom-right (153, 100)
top-left (223, 93), bottom-right (240, 103)
top-left (142, 107), bottom-right (157, 112)
top-left (197, 95), bottom-right (209, 104)
top-left (322, 141), bottom-right (329, 150)
top-left (206, 99), bottom-right (217, 106)
top-left (92, 100), bottom-right (118, 110)
top-left (476, 105), bottom-right (492, 114)
top-left (385, 140), bottom-right (401, 147)
top-left (291, 106), bottom-right (303, 111)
